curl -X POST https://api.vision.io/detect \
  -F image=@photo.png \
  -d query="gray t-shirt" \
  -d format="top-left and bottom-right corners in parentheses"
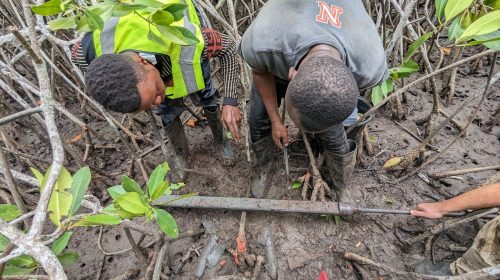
top-left (238, 0), bottom-right (388, 89)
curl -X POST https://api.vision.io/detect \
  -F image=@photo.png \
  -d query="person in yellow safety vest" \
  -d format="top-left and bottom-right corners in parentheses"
top-left (71, 0), bottom-right (242, 179)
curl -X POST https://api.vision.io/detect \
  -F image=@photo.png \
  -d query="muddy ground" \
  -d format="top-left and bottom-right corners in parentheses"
top-left (35, 53), bottom-right (497, 280)
top-left (4, 49), bottom-right (498, 279)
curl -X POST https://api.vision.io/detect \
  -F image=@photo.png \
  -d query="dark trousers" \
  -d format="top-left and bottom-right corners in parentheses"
top-left (248, 78), bottom-right (349, 154)
top-left (156, 59), bottom-right (220, 128)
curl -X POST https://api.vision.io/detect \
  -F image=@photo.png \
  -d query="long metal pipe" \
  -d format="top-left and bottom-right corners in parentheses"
top-left (154, 195), bottom-right (488, 217)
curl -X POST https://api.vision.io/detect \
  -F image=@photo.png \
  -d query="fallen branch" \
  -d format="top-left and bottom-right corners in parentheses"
top-left (430, 165), bottom-right (500, 179)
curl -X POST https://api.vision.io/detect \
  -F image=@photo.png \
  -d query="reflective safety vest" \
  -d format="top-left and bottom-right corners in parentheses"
top-left (92, 0), bottom-right (205, 99)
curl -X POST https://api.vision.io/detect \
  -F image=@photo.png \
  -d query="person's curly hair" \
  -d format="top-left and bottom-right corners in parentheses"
top-left (84, 54), bottom-right (144, 113)
top-left (286, 54), bottom-right (358, 132)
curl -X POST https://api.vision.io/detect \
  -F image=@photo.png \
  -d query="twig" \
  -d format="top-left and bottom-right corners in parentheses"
top-left (430, 165), bottom-right (500, 179)
top-left (0, 107), bottom-right (41, 126)
top-left (405, 208), bottom-right (499, 245)
top-left (152, 240), bottom-right (169, 280)
top-left (0, 148), bottom-right (28, 228)
top-left (124, 227), bottom-right (147, 264)
top-left (251, 255), bottom-right (265, 280)
top-left (344, 252), bottom-right (442, 279)
top-left (301, 131), bottom-right (331, 202)
top-left (346, 46), bottom-right (495, 134)
top-left (392, 53), bottom-right (498, 183)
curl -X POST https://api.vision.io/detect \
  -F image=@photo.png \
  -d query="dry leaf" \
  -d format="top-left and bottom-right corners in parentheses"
top-left (185, 118), bottom-right (196, 128)
top-left (383, 156), bottom-right (402, 169)
top-left (441, 47), bottom-right (452, 55)
top-left (70, 134), bottom-right (82, 143)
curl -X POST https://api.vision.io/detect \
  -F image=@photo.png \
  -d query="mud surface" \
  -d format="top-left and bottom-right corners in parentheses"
top-left (4, 49), bottom-right (498, 279)
top-left (47, 55), bottom-right (498, 280)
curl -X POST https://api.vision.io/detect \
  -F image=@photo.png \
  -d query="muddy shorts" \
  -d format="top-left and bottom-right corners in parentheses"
top-left (155, 59), bottom-right (221, 128)
top-left (450, 215), bottom-right (500, 274)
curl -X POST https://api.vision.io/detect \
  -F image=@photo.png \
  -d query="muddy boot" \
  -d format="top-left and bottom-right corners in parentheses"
top-left (250, 135), bottom-right (276, 198)
top-left (165, 117), bottom-right (190, 181)
top-left (204, 107), bottom-right (235, 163)
top-left (324, 139), bottom-right (358, 203)
top-left (414, 261), bottom-right (453, 276)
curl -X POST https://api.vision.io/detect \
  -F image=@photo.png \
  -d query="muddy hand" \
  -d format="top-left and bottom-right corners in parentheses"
top-left (271, 121), bottom-right (288, 149)
top-left (222, 105), bottom-right (242, 141)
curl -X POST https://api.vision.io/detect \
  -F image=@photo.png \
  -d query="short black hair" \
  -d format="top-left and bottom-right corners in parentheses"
top-left (84, 54), bottom-right (143, 113)
top-left (286, 54), bottom-right (358, 132)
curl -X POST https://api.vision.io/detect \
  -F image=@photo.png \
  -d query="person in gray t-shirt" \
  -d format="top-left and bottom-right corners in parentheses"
top-left (238, 0), bottom-right (388, 202)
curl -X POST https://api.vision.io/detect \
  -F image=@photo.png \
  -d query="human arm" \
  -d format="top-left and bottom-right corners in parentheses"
top-left (252, 69), bottom-right (288, 149)
top-left (202, 29), bottom-right (242, 141)
top-left (410, 183), bottom-right (500, 219)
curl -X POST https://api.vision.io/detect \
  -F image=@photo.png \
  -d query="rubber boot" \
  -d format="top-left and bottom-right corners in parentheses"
top-left (250, 135), bottom-right (276, 198)
top-left (323, 139), bottom-right (358, 203)
top-left (204, 107), bottom-right (235, 163)
top-left (164, 117), bottom-right (189, 181)
top-left (414, 261), bottom-right (453, 276)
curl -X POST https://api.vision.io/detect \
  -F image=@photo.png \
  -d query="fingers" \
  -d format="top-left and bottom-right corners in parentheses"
top-left (229, 120), bottom-right (241, 141)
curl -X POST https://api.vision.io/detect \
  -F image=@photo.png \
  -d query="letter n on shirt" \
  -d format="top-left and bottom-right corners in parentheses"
top-left (315, 1), bottom-right (343, 28)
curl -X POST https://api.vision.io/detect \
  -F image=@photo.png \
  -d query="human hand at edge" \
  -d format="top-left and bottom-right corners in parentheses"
top-left (410, 202), bottom-right (447, 219)
top-left (271, 121), bottom-right (289, 149)
top-left (221, 105), bottom-right (242, 141)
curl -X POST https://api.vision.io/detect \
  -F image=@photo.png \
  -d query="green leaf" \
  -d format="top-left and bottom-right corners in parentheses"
top-left (48, 167), bottom-right (73, 226)
top-left (391, 61), bottom-right (419, 79)
top-left (473, 31), bottom-right (500, 50)
top-left (85, 9), bottom-right (104, 31)
top-left (147, 162), bottom-right (170, 196)
top-left (108, 185), bottom-right (126, 200)
top-left (76, 16), bottom-right (92, 32)
top-left (122, 176), bottom-right (144, 195)
top-left (152, 11), bottom-right (174, 26)
top-left (371, 79), bottom-right (393, 105)
top-left (32, 0), bottom-right (63, 16)
top-left (153, 208), bottom-right (178, 238)
top-left (157, 25), bottom-right (189, 45)
top-left (113, 3), bottom-right (147, 16)
top-left (51, 232), bottom-right (72, 255)
top-left (71, 214), bottom-right (122, 228)
top-left (291, 181), bottom-right (302, 189)
top-left (404, 32), bottom-right (433, 62)
top-left (484, 0), bottom-right (500, 10)
top-left (172, 26), bottom-right (199, 45)
top-left (436, 0), bottom-right (448, 22)
top-left (8, 255), bottom-right (37, 268)
top-left (2, 266), bottom-right (35, 276)
top-left (448, 16), bottom-right (464, 41)
top-left (30, 167), bottom-right (44, 187)
top-left (68, 166), bottom-right (91, 217)
top-left (159, 192), bottom-right (196, 205)
top-left (0, 234), bottom-right (9, 251)
top-left (148, 29), bottom-right (167, 45)
top-left (114, 192), bottom-right (150, 215)
top-left (0, 204), bottom-right (20, 221)
top-left (162, 3), bottom-right (186, 21)
top-left (151, 181), bottom-right (169, 201)
top-left (90, 5), bottom-right (114, 24)
top-left (48, 16), bottom-right (76, 30)
top-left (134, 0), bottom-right (165, 8)
top-left (457, 10), bottom-right (500, 42)
top-left (102, 204), bottom-right (117, 214)
top-left (58, 252), bottom-right (79, 266)
top-left (444, 0), bottom-right (473, 22)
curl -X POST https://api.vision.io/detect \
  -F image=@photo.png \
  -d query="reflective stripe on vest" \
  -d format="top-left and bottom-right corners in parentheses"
top-left (92, 0), bottom-right (205, 99)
